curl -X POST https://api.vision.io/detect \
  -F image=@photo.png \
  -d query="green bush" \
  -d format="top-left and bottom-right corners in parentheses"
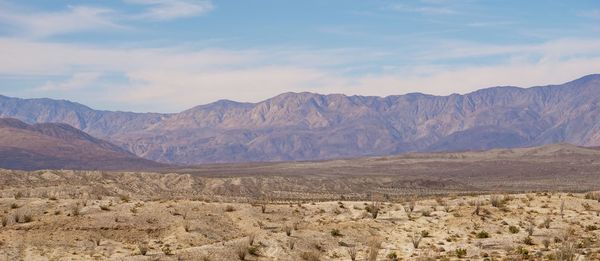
top-left (455, 248), bottom-right (467, 258)
top-left (476, 231), bottom-right (490, 238)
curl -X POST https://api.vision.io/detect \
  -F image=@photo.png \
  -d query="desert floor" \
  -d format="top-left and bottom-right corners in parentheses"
top-left (1, 191), bottom-right (599, 260)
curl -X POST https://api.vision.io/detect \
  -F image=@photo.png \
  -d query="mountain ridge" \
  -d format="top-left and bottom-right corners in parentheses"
top-left (1, 74), bottom-right (600, 164)
top-left (0, 118), bottom-right (167, 170)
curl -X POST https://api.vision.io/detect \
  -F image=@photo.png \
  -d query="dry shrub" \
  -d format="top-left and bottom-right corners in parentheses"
top-left (260, 204), bottom-right (267, 213)
top-left (235, 241), bottom-right (248, 260)
top-left (365, 202), bottom-right (381, 219)
top-left (525, 222), bottom-right (535, 236)
top-left (288, 238), bottom-right (297, 250)
top-left (248, 232), bottom-right (256, 245)
top-left (300, 250), bottom-right (321, 261)
top-left (490, 194), bottom-right (505, 208)
top-left (138, 242), bottom-right (149, 256)
top-left (555, 241), bottom-right (576, 261)
top-left (118, 194), bottom-right (131, 203)
top-left (347, 246), bottom-right (357, 261)
top-left (71, 204), bottom-right (81, 216)
top-left (410, 232), bottom-right (422, 249)
top-left (542, 216), bottom-right (552, 229)
top-left (367, 237), bottom-right (382, 261)
top-left (16, 211), bottom-right (32, 223)
top-left (91, 234), bottom-right (101, 246)
top-left (284, 224), bottom-right (293, 236)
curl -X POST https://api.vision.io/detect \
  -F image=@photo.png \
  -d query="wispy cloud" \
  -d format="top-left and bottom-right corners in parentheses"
top-left (578, 9), bottom-right (600, 19)
top-left (0, 5), bottom-right (123, 38)
top-left (38, 72), bottom-right (103, 91)
top-left (1, 37), bottom-right (600, 112)
top-left (389, 4), bottom-right (457, 15)
top-left (125, 0), bottom-right (214, 20)
top-left (0, 1), bottom-right (213, 38)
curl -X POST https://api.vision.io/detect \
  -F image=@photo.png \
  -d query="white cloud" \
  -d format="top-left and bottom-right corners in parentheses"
top-left (1, 37), bottom-right (600, 112)
top-left (126, 0), bottom-right (214, 20)
top-left (389, 4), bottom-right (457, 15)
top-left (38, 72), bottom-right (103, 91)
top-left (0, 5), bottom-right (123, 38)
top-left (0, 1), bottom-right (213, 38)
top-left (578, 9), bottom-right (600, 19)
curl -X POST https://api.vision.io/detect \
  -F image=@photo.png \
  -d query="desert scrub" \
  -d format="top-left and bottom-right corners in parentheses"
top-left (71, 204), bottom-right (81, 216)
top-left (523, 236), bottom-right (534, 245)
top-left (476, 231), bottom-right (490, 238)
top-left (225, 205), bottom-right (236, 212)
top-left (300, 250), bottom-right (321, 261)
top-left (542, 216), bottom-right (552, 229)
top-left (248, 245), bottom-right (259, 256)
top-left (365, 202), bottom-right (381, 219)
top-left (161, 244), bottom-right (173, 255)
top-left (367, 237), bottom-right (382, 261)
top-left (490, 194), bottom-right (505, 208)
top-left (137, 242), bottom-right (149, 255)
top-left (288, 238), bottom-right (297, 250)
top-left (455, 248), bottom-right (467, 258)
top-left (347, 246), bottom-right (357, 261)
top-left (525, 222), bottom-right (535, 236)
top-left (235, 242), bottom-right (249, 260)
top-left (585, 225), bottom-right (598, 231)
top-left (386, 251), bottom-right (399, 261)
top-left (247, 232), bottom-right (256, 245)
top-left (118, 194), bottom-right (131, 203)
top-left (543, 239), bottom-right (551, 249)
top-left (509, 225), bottom-right (520, 234)
top-left (15, 211), bottom-right (32, 223)
top-left (410, 232), bottom-right (423, 249)
top-left (284, 224), bottom-right (293, 236)
top-left (330, 228), bottom-right (343, 237)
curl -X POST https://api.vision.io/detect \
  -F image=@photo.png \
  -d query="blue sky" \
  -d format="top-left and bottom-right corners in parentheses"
top-left (0, 0), bottom-right (599, 112)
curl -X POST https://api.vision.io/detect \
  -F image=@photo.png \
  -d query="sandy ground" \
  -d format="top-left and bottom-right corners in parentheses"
top-left (1, 192), bottom-right (598, 260)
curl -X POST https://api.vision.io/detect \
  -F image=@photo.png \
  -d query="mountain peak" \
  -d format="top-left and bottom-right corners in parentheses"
top-left (1, 74), bottom-right (600, 165)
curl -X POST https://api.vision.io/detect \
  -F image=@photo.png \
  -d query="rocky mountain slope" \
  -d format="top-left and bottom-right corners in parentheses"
top-left (0, 118), bottom-right (166, 170)
top-left (1, 74), bottom-right (600, 164)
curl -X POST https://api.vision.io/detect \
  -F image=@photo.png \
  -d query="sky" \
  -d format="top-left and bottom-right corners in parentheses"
top-left (0, 0), bottom-right (600, 112)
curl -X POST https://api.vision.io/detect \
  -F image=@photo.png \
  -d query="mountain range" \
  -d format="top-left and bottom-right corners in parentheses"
top-left (1, 74), bottom-right (599, 165)
top-left (0, 118), bottom-right (165, 170)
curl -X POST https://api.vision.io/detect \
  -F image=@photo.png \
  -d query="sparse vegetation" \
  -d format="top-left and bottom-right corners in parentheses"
top-left (455, 248), bottom-right (467, 258)
top-left (330, 228), bottom-right (342, 237)
top-left (365, 201), bottom-right (381, 219)
top-left (235, 242), bottom-right (248, 260)
top-left (138, 242), bottom-right (149, 255)
top-left (347, 246), bottom-right (357, 261)
top-left (476, 231), bottom-right (490, 238)
top-left (367, 237), bottom-right (382, 261)
top-left (490, 194), bottom-right (505, 208)
top-left (0, 176), bottom-right (599, 260)
top-left (410, 232), bottom-right (423, 249)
